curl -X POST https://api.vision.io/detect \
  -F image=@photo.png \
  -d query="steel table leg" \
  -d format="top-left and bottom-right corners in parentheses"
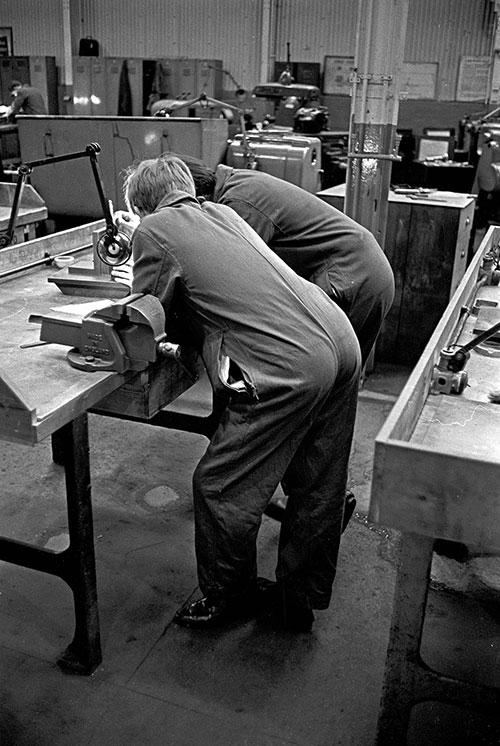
top-left (56, 413), bottom-right (101, 674)
top-left (376, 532), bottom-right (500, 745)
top-left (0, 414), bottom-right (101, 675)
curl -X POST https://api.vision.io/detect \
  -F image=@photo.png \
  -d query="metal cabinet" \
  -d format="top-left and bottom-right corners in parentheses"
top-left (17, 115), bottom-right (229, 218)
top-left (0, 56), bottom-right (57, 113)
top-left (317, 185), bottom-right (476, 365)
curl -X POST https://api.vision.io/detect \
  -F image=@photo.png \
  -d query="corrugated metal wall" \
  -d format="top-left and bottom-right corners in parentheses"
top-left (79, 0), bottom-right (265, 90)
top-left (403, 0), bottom-right (495, 99)
top-left (1, 0), bottom-right (496, 100)
top-left (1, 0), bottom-right (65, 57)
top-left (272, 0), bottom-right (358, 62)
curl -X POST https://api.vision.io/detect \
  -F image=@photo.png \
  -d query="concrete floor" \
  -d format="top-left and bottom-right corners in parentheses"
top-left (2, 359), bottom-right (500, 746)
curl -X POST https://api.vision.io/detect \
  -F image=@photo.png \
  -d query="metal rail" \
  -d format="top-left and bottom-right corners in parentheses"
top-left (0, 242), bottom-right (91, 281)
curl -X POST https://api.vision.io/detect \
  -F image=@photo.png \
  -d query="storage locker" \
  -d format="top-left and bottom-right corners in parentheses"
top-left (175, 58), bottom-right (197, 100)
top-left (72, 57), bottom-right (93, 115)
top-left (196, 59), bottom-right (223, 99)
top-left (28, 56), bottom-right (58, 114)
top-left (105, 57), bottom-right (125, 116)
top-left (90, 58), bottom-right (107, 116)
top-left (126, 58), bottom-right (143, 116)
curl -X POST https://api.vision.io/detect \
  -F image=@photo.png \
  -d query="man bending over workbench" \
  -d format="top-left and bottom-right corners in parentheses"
top-left (113, 154), bottom-right (361, 633)
top-left (175, 156), bottom-right (395, 369)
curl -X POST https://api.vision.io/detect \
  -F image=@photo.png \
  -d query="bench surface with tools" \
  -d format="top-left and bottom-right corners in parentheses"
top-left (1, 266), bottom-right (203, 445)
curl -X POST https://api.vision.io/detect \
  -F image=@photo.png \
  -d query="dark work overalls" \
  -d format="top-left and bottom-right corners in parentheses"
top-left (214, 165), bottom-right (395, 366)
top-left (132, 192), bottom-right (361, 611)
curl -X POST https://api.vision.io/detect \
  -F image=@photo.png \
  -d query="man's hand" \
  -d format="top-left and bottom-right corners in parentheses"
top-left (113, 209), bottom-right (140, 241)
top-left (111, 258), bottom-right (134, 288)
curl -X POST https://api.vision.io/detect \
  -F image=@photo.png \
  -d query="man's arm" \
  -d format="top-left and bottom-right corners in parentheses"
top-left (131, 225), bottom-right (180, 314)
top-left (220, 198), bottom-right (276, 245)
top-left (6, 91), bottom-right (26, 117)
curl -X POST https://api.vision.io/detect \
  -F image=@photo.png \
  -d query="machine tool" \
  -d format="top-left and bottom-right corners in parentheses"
top-left (430, 243), bottom-right (500, 395)
top-left (430, 320), bottom-right (500, 395)
top-left (29, 293), bottom-right (180, 373)
top-left (250, 82), bottom-right (322, 128)
top-left (226, 130), bottom-right (322, 193)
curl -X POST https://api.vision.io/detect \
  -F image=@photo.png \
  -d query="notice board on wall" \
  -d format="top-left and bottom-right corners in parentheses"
top-left (323, 56), bottom-right (355, 95)
top-left (456, 56), bottom-right (490, 102)
top-left (400, 63), bottom-right (438, 100)
top-left (323, 57), bottom-right (438, 99)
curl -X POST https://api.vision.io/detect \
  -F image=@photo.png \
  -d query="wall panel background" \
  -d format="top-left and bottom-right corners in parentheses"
top-left (0, 0), bottom-right (496, 101)
top-left (1, 0), bottom-right (65, 58)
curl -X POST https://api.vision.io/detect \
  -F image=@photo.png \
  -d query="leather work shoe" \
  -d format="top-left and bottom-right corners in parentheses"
top-left (173, 596), bottom-right (238, 629)
top-left (174, 578), bottom-right (277, 629)
top-left (342, 491), bottom-right (357, 532)
top-left (264, 491), bottom-right (357, 533)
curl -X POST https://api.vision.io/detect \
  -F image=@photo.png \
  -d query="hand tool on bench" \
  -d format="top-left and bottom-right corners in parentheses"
top-left (29, 293), bottom-right (180, 373)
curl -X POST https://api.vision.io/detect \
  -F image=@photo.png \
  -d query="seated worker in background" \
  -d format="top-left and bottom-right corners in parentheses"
top-left (114, 154), bottom-right (361, 633)
top-left (0, 79), bottom-right (47, 119)
top-left (176, 155), bottom-right (394, 368)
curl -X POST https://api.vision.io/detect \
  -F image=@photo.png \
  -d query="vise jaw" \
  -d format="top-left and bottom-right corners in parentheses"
top-left (30, 294), bottom-right (172, 373)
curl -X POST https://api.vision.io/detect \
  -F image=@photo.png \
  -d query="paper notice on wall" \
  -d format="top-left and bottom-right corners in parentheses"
top-left (457, 56), bottom-right (490, 102)
top-left (400, 63), bottom-right (438, 100)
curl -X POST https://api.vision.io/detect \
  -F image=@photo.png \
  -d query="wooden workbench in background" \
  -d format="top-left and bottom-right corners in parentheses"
top-left (370, 226), bottom-right (500, 744)
top-left (317, 185), bottom-right (476, 366)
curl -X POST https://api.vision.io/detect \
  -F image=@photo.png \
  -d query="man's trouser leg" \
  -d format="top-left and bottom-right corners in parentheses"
top-left (192, 378), bottom-right (339, 604)
top-left (277, 369), bottom-right (359, 610)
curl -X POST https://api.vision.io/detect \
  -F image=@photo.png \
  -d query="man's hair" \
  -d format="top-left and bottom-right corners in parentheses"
top-left (123, 154), bottom-right (196, 216)
top-left (166, 153), bottom-right (216, 199)
top-left (8, 80), bottom-right (22, 92)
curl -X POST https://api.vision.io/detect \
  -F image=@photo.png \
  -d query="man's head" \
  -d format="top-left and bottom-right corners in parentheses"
top-left (165, 153), bottom-right (216, 199)
top-left (123, 154), bottom-right (196, 217)
top-left (8, 80), bottom-right (22, 95)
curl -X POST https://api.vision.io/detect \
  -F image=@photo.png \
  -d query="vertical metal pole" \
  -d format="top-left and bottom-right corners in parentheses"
top-left (61, 0), bottom-right (74, 114)
top-left (259, 0), bottom-right (274, 85)
top-left (345, 0), bottom-right (410, 250)
top-left (488, 1), bottom-right (500, 105)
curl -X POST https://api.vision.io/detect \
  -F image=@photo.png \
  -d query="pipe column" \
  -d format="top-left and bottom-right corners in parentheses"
top-left (345, 0), bottom-right (410, 250)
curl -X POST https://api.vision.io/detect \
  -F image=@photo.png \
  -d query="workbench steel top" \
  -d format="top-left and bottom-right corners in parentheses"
top-left (0, 262), bottom-right (129, 445)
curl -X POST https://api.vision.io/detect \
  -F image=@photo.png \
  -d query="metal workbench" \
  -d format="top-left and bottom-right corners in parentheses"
top-left (370, 226), bottom-right (500, 743)
top-left (0, 181), bottom-right (47, 244)
top-left (0, 231), bottom-right (208, 674)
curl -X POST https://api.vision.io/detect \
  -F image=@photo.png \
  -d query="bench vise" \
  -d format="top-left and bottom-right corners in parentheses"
top-left (29, 294), bottom-right (180, 373)
top-left (430, 316), bottom-right (500, 395)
